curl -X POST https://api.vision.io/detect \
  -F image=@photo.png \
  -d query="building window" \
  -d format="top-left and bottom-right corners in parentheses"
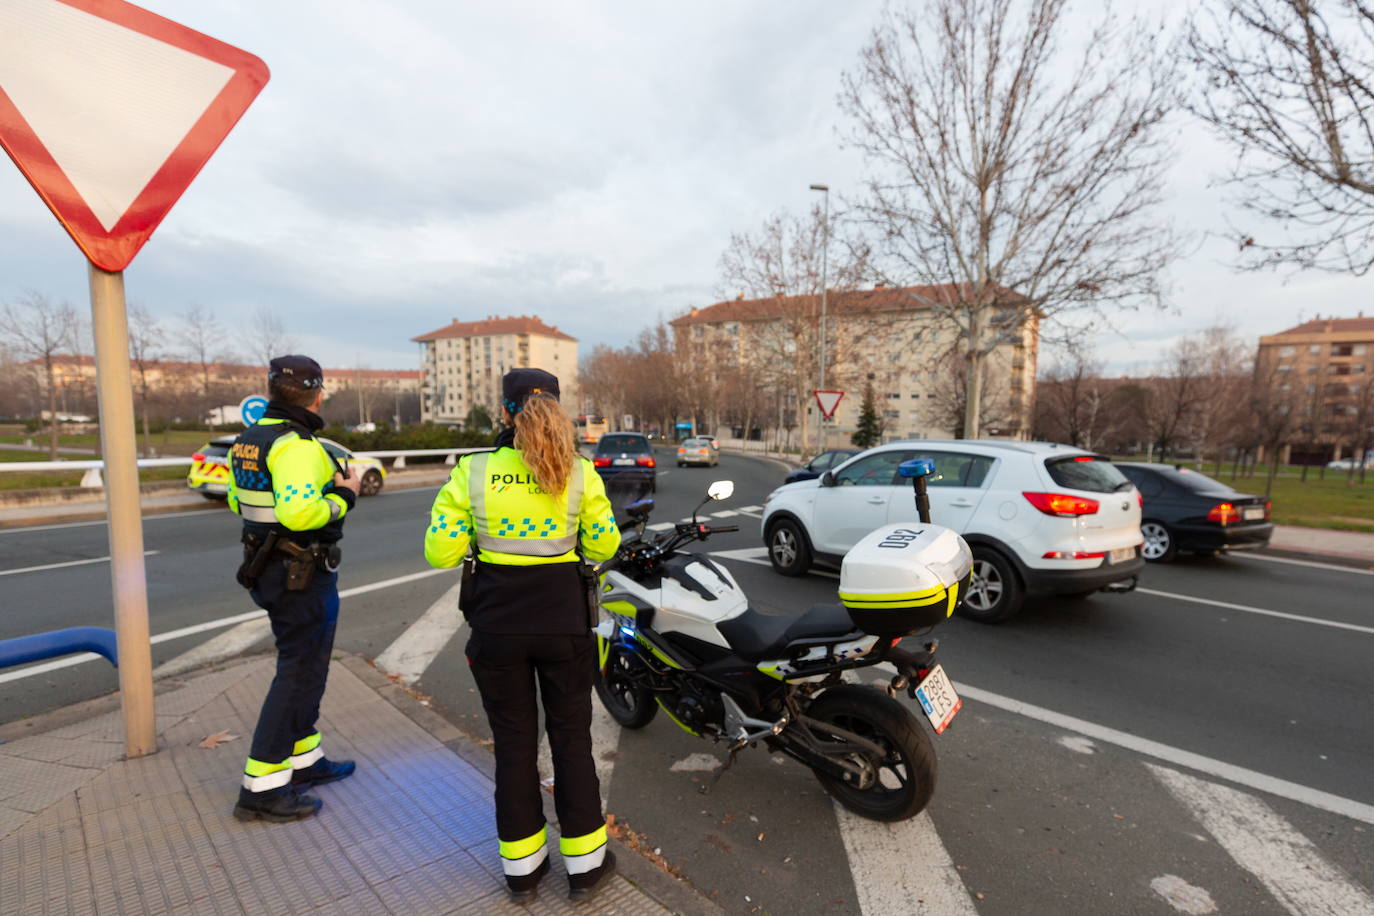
top-left (1277, 364), bottom-right (1292, 372)
top-left (1332, 344), bottom-right (1354, 357)
top-left (887, 393), bottom-right (901, 399)
top-left (1278, 345), bottom-right (1296, 356)
top-left (1356, 344), bottom-right (1368, 355)
top-left (883, 410), bottom-right (900, 419)
top-left (1309, 344), bottom-right (1321, 354)
top-left (909, 393), bottom-right (920, 398)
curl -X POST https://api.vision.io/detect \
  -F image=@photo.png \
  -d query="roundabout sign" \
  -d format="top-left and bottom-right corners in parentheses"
top-left (239, 394), bottom-right (269, 425)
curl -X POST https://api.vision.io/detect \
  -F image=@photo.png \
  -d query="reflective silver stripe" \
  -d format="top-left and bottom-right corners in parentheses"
top-left (562, 841), bottom-right (606, 875)
top-left (478, 533), bottom-right (577, 555)
top-left (469, 453), bottom-right (490, 535)
top-left (289, 747), bottom-right (323, 769)
top-left (326, 496), bottom-right (343, 520)
top-left (501, 845), bottom-right (548, 877)
top-left (240, 505), bottom-right (277, 523)
top-left (241, 768), bottom-right (292, 792)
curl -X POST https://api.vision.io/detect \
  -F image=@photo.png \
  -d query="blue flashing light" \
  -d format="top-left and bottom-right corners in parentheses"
top-left (619, 625), bottom-right (636, 638)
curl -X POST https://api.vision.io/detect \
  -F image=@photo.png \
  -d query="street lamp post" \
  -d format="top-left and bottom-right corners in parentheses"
top-left (810, 183), bottom-right (829, 455)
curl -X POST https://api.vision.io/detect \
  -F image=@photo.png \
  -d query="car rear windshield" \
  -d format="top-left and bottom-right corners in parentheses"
top-left (597, 435), bottom-right (650, 454)
top-left (682, 438), bottom-right (709, 447)
top-left (1162, 467), bottom-right (1236, 495)
top-left (1044, 456), bottom-right (1130, 493)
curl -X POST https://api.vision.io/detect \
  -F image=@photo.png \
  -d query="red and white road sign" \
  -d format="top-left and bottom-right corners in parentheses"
top-left (0, 0), bottom-right (269, 272)
top-left (814, 390), bottom-right (845, 419)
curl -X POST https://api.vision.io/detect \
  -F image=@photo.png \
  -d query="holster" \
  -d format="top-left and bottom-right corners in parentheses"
top-left (236, 531), bottom-right (279, 590)
top-left (277, 540), bottom-right (317, 592)
top-left (576, 562), bottom-right (601, 631)
top-left (457, 553), bottom-right (477, 620)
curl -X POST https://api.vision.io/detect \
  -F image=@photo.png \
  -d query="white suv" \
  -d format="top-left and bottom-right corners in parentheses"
top-left (761, 441), bottom-right (1144, 623)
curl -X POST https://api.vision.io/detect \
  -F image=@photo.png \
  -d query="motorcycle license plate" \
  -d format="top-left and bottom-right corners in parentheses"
top-left (1108, 546), bottom-right (1135, 564)
top-left (613, 458), bottom-right (635, 466)
top-left (915, 665), bottom-right (961, 734)
top-left (1243, 507), bottom-right (1264, 520)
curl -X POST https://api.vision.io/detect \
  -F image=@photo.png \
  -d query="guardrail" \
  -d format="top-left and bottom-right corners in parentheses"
top-left (0, 626), bottom-right (118, 672)
top-left (0, 448), bottom-right (486, 486)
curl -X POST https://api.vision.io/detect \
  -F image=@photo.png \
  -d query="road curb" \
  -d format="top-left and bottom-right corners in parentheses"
top-left (339, 653), bottom-right (727, 916)
top-left (720, 448), bottom-right (797, 473)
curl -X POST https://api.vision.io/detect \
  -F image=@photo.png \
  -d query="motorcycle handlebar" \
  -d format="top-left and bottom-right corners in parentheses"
top-left (707, 524), bottom-right (740, 533)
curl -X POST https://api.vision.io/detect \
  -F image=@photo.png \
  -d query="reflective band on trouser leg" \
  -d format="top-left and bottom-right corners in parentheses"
top-left (289, 731), bottom-right (323, 769)
top-left (242, 757), bottom-right (293, 792)
top-left (499, 825), bottom-right (549, 877)
top-left (560, 825), bottom-right (608, 875)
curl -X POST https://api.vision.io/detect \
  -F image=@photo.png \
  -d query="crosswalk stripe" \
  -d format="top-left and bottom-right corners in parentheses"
top-left (374, 578), bottom-right (467, 685)
top-left (835, 807), bottom-right (979, 915)
top-left (1149, 764), bottom-right (1374, 916)
top-left (153, 618), bottom-right (270, 679)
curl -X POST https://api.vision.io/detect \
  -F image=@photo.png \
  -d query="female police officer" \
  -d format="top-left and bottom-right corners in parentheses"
top-left (424, 368), bottom-right (621, 904)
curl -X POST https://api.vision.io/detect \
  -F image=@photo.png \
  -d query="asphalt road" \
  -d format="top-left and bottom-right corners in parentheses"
top-left (1, 449), bottom-right (1371, 915)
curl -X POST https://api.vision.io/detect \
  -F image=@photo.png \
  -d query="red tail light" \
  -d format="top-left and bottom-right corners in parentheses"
top-left (1042, 550), bottom-right (1106, 559)
top-left (636, 456), bottom-right (656, 468)
top-left (1023, 492), bottom-right (1099, 517)
top-left (1207, 502), bottom-right (1240, 524)
top-left (593, 456), bottom-right (611, 467)
top-left (1136, 490), bottom-right (1143, 508)
top-left (192, 452), bottom-right (206, 462)
top-left (1264, 500), bottom-right (1272, 520)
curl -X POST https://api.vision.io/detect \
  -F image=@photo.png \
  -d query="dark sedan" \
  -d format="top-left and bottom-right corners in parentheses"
top-left (1115, 462), bottom-right (1272, 562)
top-left (783, 448), bottom-right (862, 484)
top-left (592, 432), bottom-right (657, 500)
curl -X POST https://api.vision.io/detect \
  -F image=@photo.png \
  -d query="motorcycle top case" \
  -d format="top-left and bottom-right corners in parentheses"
top-left (837, 524), bottom-right (973, 635)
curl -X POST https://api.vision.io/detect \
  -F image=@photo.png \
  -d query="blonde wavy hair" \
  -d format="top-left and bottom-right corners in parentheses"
top-left (512, 393), bottom-right (578, 496)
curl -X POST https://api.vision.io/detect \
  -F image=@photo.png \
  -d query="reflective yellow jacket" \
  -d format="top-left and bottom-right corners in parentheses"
top-left (227, 418), bottom-right (350, 534)
top-left (425, 447), bottom-right (619, 568)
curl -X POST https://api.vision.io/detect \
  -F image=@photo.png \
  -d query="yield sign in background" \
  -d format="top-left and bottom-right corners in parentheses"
top-left (814, 389), bottom-right (845, 420)
top-left (0, 0), bottom-right (269, 271)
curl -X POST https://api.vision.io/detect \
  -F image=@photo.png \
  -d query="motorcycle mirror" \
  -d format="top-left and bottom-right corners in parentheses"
top-left (706, 480), bottom-right (734, 501)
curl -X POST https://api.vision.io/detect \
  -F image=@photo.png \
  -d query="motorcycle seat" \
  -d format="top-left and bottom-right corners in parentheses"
top-left (716, 604), bottom-right (861, 662)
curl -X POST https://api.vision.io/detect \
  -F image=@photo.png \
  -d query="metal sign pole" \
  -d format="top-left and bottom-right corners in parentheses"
top-left (88, 263), bottom-right (156, 758)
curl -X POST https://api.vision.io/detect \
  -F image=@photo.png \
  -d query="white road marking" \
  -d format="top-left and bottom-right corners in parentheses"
top-left (1150, 875), bottom-right (1217, 915)
top-left (0, 549), bottom-right (159, 577)
top-left (646, 522), bottom-right (675, 532)
top-left (374, 579), bottom-right (467, 685)
top-left (1135, 587), bottom-right (1374, 636)
top-left (0, 508), bottom-right (221, 534)
top-left (1150, 764), bottom-right (1374, 916)
top-left (1057, 736), bottom-right (1097, 755)
top-left (710, 510), bottom-right (739, 518)
top-left (0, 567), bottom-right (453, 685)
top-left (710, 547), bottom-right (769, 562)
top-left (835, 807), bottom-right (979, 916)
top-left (736, 505), bottom-right (762, 512)
top-left (952, 680), bottom-right (1374, 826)
top-left (734, 510), bottom-right (763, 519)
top-left (153, 618), bottom-right (271, 679)
top-left (1234, 553), bottom-right (1374, 577)
top-left (669, 752), bottom-right (720, 772)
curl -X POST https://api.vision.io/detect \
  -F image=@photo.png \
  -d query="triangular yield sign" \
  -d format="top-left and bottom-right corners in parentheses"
top-left (814, 390), bottom-right (845, 419)
top-left (0, 0), bottom-right (269, 272)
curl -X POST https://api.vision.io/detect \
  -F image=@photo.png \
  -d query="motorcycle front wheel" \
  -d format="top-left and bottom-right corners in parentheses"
top-left (593, 639), bottom-right (658, 728)
top-left (805, 685), bottom-right (936, 822)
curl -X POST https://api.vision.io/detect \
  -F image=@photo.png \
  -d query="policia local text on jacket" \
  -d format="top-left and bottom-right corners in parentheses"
top-left (425, 381), bottom-right (621, 902)
top-left (226, 357), bottom-right (359, 823)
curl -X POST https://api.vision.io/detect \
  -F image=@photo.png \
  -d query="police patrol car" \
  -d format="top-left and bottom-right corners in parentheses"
top-left (188, 435), bottom-right (387, 499)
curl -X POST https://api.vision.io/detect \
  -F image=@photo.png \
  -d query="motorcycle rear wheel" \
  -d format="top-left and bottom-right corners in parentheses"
top-left (805, 685), bottom-right (936, 822)
top-left (594, 640), bottom-right (658, 729)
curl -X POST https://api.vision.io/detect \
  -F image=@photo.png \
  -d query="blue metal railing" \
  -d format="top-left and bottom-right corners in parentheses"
top-left (0, 627), bottom-right (118, 670)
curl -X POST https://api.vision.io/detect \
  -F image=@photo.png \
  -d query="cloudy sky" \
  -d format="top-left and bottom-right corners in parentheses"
top-left (0, 0), bottom-right (1364, 378)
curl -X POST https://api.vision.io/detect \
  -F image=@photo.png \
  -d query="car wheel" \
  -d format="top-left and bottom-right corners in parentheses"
top-left (1140, 521), bottom-right (1177, 563)
top-left (958, 549), bottom-right (1024, 624)
top-left (360, 469), bottom-right (384, 497)
top-left (767, 519), bottom-right (812, 577)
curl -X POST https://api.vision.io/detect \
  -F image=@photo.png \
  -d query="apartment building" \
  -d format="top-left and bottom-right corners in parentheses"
top-left (412, 315), bottom-right (578, 424)
top-left (670, 285), bottom-right (1038, 442)
top-left (1256, 315), bottom-right (1374, 461)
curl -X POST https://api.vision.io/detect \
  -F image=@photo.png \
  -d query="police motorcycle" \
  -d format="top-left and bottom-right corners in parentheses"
top-left (591, 459), bottom-right (971, 822)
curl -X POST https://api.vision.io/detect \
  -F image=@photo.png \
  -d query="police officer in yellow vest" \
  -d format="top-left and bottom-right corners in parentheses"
top-left (228, 356), bottom-right (361, 822)
top-left (425, 369), bottom-right (621, 904)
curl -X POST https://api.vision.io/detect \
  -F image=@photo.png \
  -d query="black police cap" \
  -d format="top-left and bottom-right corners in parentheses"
top-left (502, 368), bottom-right (560, 414)
top-left (268, 355), bottom-right (324, 390)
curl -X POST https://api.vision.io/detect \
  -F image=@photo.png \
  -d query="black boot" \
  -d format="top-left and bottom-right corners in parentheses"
top-left (233, 785), bottom-right (322, 823)
top-left (568, 849), bottom-right (616, 903)
top-left (506, 855), bottom-right (550, 905)
top-left (291, 757), bottom-right (356, 788)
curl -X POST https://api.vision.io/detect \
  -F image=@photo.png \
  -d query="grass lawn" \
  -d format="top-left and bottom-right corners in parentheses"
top-left (0, 448), bottom-right (188, 490)
top-left (0, 429), bottom-right (217, 455)
top-left (1162, 466), bottom-right (1374, 533)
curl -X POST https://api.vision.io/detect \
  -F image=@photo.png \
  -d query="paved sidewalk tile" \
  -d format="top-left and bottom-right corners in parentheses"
top-left (0, 659), bottom-right (675, 915)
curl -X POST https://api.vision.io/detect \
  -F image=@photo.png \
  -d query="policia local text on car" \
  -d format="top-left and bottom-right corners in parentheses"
top-left (425, 368), bottom-right (622, 904)
top-left (227, 355), bottom-right (362, 823)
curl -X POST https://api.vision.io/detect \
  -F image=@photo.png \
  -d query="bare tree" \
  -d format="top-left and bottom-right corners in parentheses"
top-left (842, 0), bottom-right (1182, 439)
top-left (1142, 338), bottom-right (1212, 462)
top-left (248, 305), bottom-right (297, 367)
top-left (127, 304), bottom-right (161, 456)
top-left (1034, 342), bottom-right (1116, 449)
top-left (177, 304), bottom-right (235, 422)
top-left (0, 293), bottom-right (78, 459)
top-left (925, 345), bottom-right (1010, 438)
top-left (1187, 0), bottom-right (1374, 273)
top-left (715, 206), bottom-right (876, 453)
top-left (1247, 358), bottom-right (1303, 496)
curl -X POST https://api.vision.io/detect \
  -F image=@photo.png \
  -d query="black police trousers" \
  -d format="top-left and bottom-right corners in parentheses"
top-left (466, 631), bottom-right (604, 851)
top-left (247, 560), bottom-right (340, 768)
